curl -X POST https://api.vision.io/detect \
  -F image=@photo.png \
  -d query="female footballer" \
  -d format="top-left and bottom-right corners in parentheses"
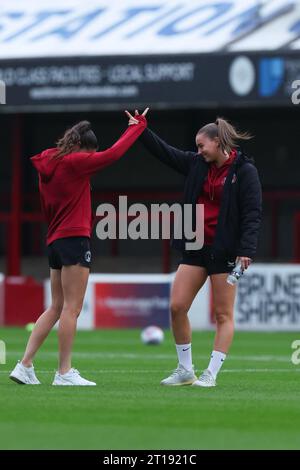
top-left (10, 109), bottom-right (148, 386)
top-left (126, 110), bottom-right (262, 387)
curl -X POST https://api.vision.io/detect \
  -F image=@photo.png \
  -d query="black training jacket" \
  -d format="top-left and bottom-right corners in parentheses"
top-left (139, 128), bottom-right (262, 259)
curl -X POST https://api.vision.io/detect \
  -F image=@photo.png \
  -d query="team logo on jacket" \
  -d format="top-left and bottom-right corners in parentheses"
top-left (222, 174), bottom-right (236, 185)
top-left (85, 251), bottom-right (91, 263)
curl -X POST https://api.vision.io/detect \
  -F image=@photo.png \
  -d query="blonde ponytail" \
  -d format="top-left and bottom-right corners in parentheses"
top-left (197, 117), bottom-right (253, 153)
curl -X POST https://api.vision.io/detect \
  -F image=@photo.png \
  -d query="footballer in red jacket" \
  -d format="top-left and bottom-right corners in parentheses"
top-left (10, 109), bottom-right (148, 387)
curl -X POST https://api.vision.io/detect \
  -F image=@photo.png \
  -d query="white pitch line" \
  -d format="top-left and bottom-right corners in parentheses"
top-left (2, 351), bottom-right (294, 362)
top-left (221, 368), bottom-right (300, 373)
top-left (0, 368), bottom-right (299, 374)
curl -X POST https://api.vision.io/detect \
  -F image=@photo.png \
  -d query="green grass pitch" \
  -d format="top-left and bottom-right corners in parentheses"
top-left (0, 327), bottom-right (300, 450)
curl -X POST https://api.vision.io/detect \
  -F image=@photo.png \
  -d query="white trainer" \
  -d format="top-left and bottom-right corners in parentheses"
top-left (192, 368), bottom-right (216, 387)
top-left (52, 368), bottom-right (96, 386)
top-left (161, 364), bottom-right (197, 386)
top-left (9, 361), bottom-right (41, 385)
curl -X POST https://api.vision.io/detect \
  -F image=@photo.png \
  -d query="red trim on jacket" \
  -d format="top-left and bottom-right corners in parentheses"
top-left (197, 150), bottom-right (237, 245)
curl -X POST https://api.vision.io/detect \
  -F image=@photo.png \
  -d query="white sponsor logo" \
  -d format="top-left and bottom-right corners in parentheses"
top-left (229, 56), bottom-right (256, 96)
top-left (0, 1), bottom-right (294, 59)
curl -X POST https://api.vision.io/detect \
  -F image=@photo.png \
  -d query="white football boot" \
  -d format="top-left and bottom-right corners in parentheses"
top-left (192, 368), bottom-right (216, 387)
top-left (161, 364), bottom-right (197, 386)
top-left (9, 360), bottom-right (41, 385)
top-left (52, 368), bottom-right (96, 386)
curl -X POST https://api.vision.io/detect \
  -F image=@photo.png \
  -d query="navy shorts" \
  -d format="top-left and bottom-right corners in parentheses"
top-left (47, 236), bottom-right (91, 270)
top-left (179, 245), bottom-right (235, 276)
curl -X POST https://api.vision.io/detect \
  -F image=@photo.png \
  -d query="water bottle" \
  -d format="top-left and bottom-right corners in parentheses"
top-left (226, 261), bottom-right (244, 285)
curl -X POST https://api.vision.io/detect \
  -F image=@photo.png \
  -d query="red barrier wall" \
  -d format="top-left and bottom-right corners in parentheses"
top-left (4, 276), bottom-right (44, 326)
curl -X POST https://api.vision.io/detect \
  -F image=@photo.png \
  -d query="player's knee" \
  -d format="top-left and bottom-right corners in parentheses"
top-left (214, 308), bottom-right (233, 325)
top-left (62, 302), bottom-right (83, 317)
top-left (51, 303), bottom-right (63, 318)
top-left (170, 301), bottom-right (189, 318)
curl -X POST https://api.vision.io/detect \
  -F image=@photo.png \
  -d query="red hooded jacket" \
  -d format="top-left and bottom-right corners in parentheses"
top-left (198, 150), bottom-right (237, 245)
top-left (31, 116), bottom-right (147, 246)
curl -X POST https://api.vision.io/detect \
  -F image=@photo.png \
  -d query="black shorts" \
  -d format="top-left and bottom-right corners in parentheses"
top-left (47, 236), bottom-right (91, 270)
top-left (179, 245), bottom-right (235, 276)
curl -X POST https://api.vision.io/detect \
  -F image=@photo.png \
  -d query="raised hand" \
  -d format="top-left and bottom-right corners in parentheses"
top-left (125, 108), bottom-right (149, 125)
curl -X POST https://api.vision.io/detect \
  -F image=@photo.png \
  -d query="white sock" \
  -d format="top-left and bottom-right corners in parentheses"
top-left (60, 369), bottom-right (72, 376)
top-left (207, 350), bottom-right (226, 379)
top-left (176, 343), bottom-right (192, 371)
top-left (21, 361), bottom-right (33, 369)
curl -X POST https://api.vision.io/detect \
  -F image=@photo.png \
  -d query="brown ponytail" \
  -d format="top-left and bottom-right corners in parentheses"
top-left (197, 117), bottom-right (252, 154)
top-left (54, 120), bottom-right (98, 159)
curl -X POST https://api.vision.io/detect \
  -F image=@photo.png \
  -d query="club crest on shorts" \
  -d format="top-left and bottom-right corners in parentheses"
top-left (227, 261), bottom-right (235, 267)
top-left (85, 251), bottom-right (91, 263)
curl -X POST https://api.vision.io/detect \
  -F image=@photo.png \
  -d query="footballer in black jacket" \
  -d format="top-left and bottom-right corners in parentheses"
top-left (126, 110), bottom-right (262, 388)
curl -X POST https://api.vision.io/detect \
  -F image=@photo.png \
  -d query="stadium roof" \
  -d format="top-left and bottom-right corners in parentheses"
top-left (0, 0), bottom-right (300, 59)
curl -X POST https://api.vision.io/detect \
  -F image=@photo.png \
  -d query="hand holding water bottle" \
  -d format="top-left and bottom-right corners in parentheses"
top-left (227, 256), bottom-right (252, 285)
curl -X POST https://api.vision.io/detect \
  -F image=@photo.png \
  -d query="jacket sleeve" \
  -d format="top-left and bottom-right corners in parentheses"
top-left (139, 128), bottom-right (194, 176)
top-left (236, 164), bottom-right (262, 258)
top-left (70, 115), bottom-right (147, 177)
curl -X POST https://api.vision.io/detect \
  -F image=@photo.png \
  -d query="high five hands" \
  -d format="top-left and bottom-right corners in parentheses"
top-left (125, 108), bottom-right (149, 125)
